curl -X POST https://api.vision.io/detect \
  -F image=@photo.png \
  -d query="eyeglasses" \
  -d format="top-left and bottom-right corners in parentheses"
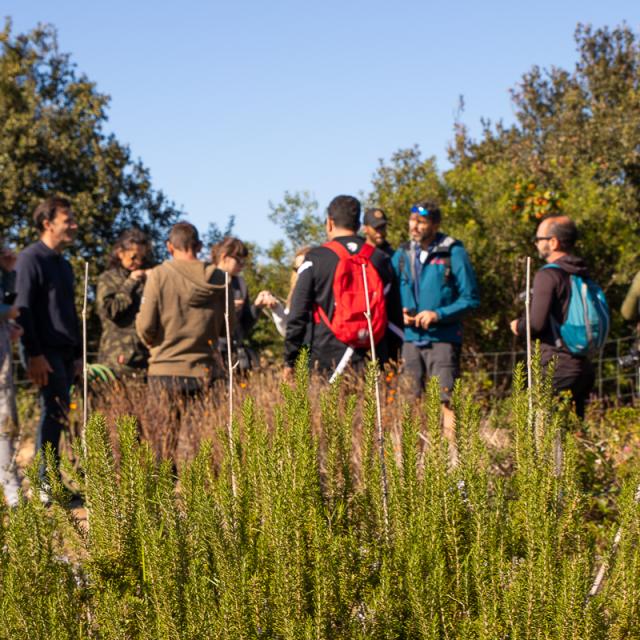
top-left (411, 206), bottom-right (431, 217)
top-left (533, 236), bottom-right (552, 244)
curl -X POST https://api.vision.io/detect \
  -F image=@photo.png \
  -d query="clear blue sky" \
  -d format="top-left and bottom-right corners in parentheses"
top-left (5, 1), bottom-right (640, 247)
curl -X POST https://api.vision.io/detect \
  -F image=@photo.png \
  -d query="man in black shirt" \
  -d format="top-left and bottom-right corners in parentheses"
top-left (15, 197), bottom-right (80, 477)
top-left (362, 208), bottom-right (394, 257)
top-left (362, 207), bottom-right (402, 363)
top-left (284, 195), bottom-right (402, 378)
top-left (510, 215), bottom-right (595, 419)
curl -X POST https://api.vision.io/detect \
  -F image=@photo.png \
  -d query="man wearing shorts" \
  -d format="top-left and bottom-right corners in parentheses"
top-left (392, 201), bottom-right (479, 443)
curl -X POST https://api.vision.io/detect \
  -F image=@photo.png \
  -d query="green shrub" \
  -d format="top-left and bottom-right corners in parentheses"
top-left (1, 356), bottom-right (639, 638)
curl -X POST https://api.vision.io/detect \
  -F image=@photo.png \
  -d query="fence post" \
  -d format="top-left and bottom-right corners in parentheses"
top-left (597, 344), bottom-right (604, 399)
top-left (616, 339), bottom-right (621, 401)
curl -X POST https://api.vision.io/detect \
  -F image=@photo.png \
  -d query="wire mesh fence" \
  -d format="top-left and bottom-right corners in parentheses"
top-left (461, 335), bottom-right (640, 403)
top-left (10, 336), bottom-right (640, 404)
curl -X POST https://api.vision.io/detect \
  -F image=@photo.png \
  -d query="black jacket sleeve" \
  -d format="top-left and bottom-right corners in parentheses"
top-left (284, 263), bottom-right (315, 368)
top-left (15, 252), bottom-right (42, 357)
top-left (516, 269), bottom-right (557, 336)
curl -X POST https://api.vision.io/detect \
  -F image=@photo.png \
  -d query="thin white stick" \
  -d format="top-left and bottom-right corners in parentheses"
top-left (589, 484), bottom-right (640, 598)
top-left (82, 261), bottom-right (90, 529)
top-left (82, 262), bottom-right (89, 442)
top-left (361, 263), bottom-right (389, 534)
top-left (525, 257), bottom-right (534, 439)
top-left (224, 271), bottom-right (237, 499)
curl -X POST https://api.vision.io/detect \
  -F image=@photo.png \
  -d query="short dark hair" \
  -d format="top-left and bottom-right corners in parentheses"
top-left (545, 215), bottom-right (578, 250)
top-left (33, 197), bottom-right (72, 232)
top-left (169, 222), bottom-right (201, 252)
top-left (109, 228), bottom-right (150, 268)
top-left (327, 195), bottom-right (361, 232)
top-left (211, 236), bottom-right (249, 265)
top-left (414, 200), bottom-right (441, 224)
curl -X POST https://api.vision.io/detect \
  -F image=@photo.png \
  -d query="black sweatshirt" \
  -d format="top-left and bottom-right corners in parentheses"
top-left (516, 254), bottom-right (592, 376)
top-left (284, 235), bottom-right (402, 372)
top-left (15, 241), bottom-right (80, 358)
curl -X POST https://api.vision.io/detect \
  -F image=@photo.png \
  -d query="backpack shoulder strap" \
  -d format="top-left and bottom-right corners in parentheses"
top-left (397, 241), bottom-right (414, 280)
top-left (324, 240), bottom-right (350, 259)
top-left (432, 235), bottom-right (457, 283)
top-left (358, 242), bottom-right (374, 260)
top-left (435, 235), bottom-right (457, 253)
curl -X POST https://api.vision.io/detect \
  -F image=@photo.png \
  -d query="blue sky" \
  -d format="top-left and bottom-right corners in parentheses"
top-left (4, 1), bottom-right (640, 247)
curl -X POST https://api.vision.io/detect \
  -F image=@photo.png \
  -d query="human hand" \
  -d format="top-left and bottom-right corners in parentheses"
top-left (255, 290), bottom-right (278, 309)
top-left (8, 322), bottom-right (23, 342)
top-left (0, 248), bottom-right (17, 272)
top-left (233, 298), bottom-right (244, 312)
top-left (402, 308), bottom-right (415, 326)
top-left (509, 319), bottom-right (519, 336)
top-left (5, 305), bottom-right (19, 321)
top-left (74, 359), bottom-right (84, 380)
top-left (129, 269), bottom-right (147, 282)
top-left (414, 310), bottom-right (438, 330)
top-left (27, 355), bottom-right (54, 387)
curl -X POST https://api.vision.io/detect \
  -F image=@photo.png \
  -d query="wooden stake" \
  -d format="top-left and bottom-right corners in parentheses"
top-left (589, 484), bottom-right (640, 598)
top-left (525, 257), bottom-right (535, 441)
top-left (82, 261), bottom-right (89, 441)
top-left (361, 263), bottom-right (389, 535)
top-left (82, 261), bottom-right (90, 529)
top-left (224, 271), bottom-right (237, 499)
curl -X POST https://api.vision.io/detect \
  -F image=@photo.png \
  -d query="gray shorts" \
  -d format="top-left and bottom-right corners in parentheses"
top-left (402, 341), bottom-right (461, 402)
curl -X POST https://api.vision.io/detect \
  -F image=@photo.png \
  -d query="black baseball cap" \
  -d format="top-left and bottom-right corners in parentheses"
top-left (363, 208), bottom-right (388, 229)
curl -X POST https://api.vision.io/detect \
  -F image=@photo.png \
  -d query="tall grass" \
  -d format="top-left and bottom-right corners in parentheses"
top-left (0, 355), bottom-right (639, 638)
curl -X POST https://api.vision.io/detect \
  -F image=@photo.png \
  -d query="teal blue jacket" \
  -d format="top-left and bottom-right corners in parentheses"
top-left (391, 234), bottom-right (480, 344)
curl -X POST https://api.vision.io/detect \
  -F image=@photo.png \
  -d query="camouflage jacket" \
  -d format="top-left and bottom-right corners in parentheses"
top-left (96, 266), bottom-right (148, 374)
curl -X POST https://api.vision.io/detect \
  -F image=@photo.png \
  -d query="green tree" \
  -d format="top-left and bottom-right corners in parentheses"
top-left (448, 23), bottom-right (640, 328)
top-left (366, 146), bottom-right (447, 248)
top-left (367, 24), bottom-right (640, 352)
top-left (0, 20), bottom-right (181, 269)
top-left (267, 190), bottom-right (325, 253)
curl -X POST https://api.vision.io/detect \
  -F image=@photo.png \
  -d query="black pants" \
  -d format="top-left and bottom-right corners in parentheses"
top-left (37, 350), bottom-right (76, 477)
top-left (552, 365), bottom-right (595, 420)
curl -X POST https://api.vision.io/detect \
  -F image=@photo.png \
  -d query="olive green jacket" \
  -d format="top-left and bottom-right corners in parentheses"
top-left (96, 266), bottom-right (149, 374)
top-left (621, 271), bottom-right (640, 322)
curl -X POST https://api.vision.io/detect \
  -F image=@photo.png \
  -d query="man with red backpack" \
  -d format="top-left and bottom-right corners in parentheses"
top-left (284, 195), bottom-right (401, 378)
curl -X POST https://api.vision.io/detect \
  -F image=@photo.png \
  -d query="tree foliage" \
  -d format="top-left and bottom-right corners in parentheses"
top-left (368, 24), bottom-right (640, 352)
top-left (0, 20), bottom-right (181, 267)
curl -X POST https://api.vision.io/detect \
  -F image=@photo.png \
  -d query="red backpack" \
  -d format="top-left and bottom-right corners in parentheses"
top-left (313, 241), bottom-right (388, 349)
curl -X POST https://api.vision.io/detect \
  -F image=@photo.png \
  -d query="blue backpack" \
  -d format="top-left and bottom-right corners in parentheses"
top-left (543, 263), bottom-right (610, 357)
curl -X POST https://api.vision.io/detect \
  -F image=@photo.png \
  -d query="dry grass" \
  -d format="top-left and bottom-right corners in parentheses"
top-left (87, 366), bottom-right (512, 477)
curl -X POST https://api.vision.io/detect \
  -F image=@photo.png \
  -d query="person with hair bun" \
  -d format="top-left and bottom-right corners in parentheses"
top-left (212, 237), bottom-right (277, 371)
top-left (96, 228), bottom-right (152, 377)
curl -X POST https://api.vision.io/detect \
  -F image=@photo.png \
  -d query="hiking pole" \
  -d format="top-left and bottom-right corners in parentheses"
top-left (361, 263), bottom-right (389, 536)
top-left (589, 483), bottom-right (640, 599)
top-left (224, 271), bottom-right (238, 500)
top-left (525, 257), bottom-right (535, 443)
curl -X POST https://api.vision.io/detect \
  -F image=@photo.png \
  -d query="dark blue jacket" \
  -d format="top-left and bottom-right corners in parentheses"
top-left (391, 233), bottom-right (479, 344)
top-left (15, 241), bottom-right (80, 357)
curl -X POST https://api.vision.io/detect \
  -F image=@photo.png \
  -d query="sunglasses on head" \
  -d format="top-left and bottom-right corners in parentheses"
top-left (411, 206), bottom-right (432, 217)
